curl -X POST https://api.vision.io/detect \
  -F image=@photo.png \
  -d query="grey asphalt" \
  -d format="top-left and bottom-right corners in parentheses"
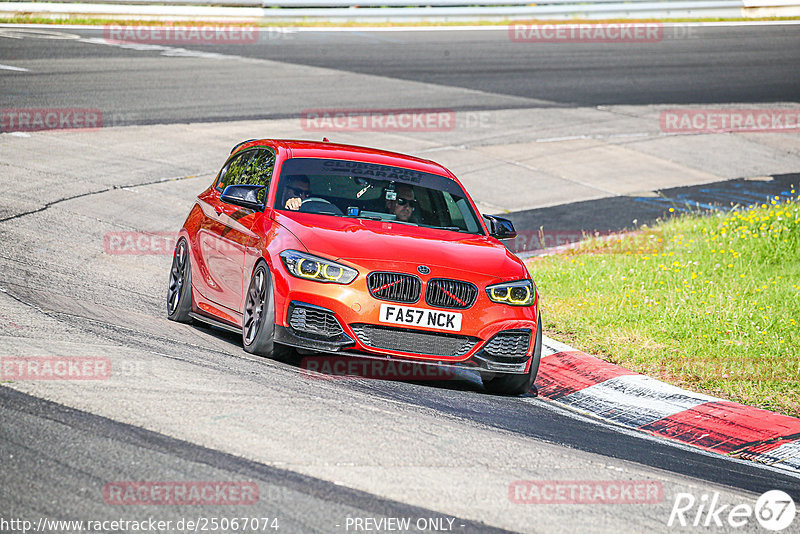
top-left (189, 25), bottom-right (800, 107)
top-left (2, 25), bottom-right (799, 124)
top-left (1, 24), bottom-right (799, 534)
top-left (1, 387), bottom-right (511, 534)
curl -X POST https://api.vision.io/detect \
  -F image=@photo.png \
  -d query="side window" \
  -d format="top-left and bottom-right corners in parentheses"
top-left (215, 148), bottom-right (275, 204)
top-left (453, 196), bottom-right (481, 233)
top-left (442, 193), bottom-right (463, 228)
top-left (216, 151), bottom-right (251, 192)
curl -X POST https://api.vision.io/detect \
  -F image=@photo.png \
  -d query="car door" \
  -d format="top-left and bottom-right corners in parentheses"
top-left (196, 147), bottom-right (276, 316)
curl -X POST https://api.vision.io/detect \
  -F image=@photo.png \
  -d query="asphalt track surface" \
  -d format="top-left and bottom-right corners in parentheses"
top-left (1, 25), bottom-right (800, 123)
top-left (1, 24), bottom-right (800, 533)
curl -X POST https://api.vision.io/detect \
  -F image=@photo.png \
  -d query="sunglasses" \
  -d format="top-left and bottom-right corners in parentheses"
top-left (395, 197), bottom-right (417, 208)
top-left (288, 186), bottom-right (311, 198)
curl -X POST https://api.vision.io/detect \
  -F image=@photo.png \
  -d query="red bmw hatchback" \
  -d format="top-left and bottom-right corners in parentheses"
top-left (167, 139), bottom-right (541, 394)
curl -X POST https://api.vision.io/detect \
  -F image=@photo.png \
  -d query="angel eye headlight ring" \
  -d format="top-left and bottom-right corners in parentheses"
top-left (486, 280), bottom-right (535, 306)
top-left (280, 250), bottom-right (357, 284)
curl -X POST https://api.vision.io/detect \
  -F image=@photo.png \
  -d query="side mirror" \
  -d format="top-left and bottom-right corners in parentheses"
top-left (483, 214), bottom-right (517, 239)
top-left (220, 184), bottom-right (265, 211)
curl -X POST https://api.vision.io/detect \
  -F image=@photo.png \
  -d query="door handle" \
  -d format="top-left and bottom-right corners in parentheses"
top-left (215, 205), bottom-right (224, 215)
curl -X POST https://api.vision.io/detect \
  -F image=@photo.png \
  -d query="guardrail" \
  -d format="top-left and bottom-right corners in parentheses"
top-left (1, 0), bottom-right (798, 22)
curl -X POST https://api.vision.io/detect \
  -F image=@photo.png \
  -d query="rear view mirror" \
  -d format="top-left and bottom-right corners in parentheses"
top-left (220, 184), bottom-right (265, 211)
top-left (483, 214), bottom-right (517, 239)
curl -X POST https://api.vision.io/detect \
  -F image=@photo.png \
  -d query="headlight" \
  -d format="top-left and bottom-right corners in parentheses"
top-left (280, 250), bottom-right (358, 284)
top-left (486, 279), bottom-right (536, 306)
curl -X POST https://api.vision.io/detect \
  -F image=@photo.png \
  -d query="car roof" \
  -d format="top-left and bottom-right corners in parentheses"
top-left (237, 139), bottom-right (456, 179)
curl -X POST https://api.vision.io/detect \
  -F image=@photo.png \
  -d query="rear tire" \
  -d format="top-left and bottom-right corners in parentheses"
top-left (167, 238), bottom-right (193, 323)
top-left (242, 262), bottom-right (294, 362)
top-left (483, 313), bottom-right (542, 396)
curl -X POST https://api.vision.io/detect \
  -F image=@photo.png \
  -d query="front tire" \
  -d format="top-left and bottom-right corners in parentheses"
top-left (483, 313), bottom-right (542, 396)
top-left (167, 238), bottom-right (193, 323)
top-left (242, 262), bottom-right (294, 361)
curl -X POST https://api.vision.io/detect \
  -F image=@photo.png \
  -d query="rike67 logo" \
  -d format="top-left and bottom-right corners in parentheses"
top-left (668, 490), bottom-right (796, 531)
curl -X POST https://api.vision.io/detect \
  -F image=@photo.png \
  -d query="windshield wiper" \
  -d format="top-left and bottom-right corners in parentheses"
top-left (428, 225), bottom-right (464, 232)
top-left (355, 215), bottom-right (413, 224)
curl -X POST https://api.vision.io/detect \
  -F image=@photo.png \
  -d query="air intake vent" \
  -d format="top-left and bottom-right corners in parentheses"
top-left (481, 330), bottom-right (531, 362)
top-left (289, 305), bottom-right (343, 339)
top-left (367, 272), bottom-right (421, 304)
top-left (351, 324), bottom-right (476, 358)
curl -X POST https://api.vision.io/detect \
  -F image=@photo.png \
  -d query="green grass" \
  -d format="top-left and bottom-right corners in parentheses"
top-left (527, 192), bottom-right (800, 418)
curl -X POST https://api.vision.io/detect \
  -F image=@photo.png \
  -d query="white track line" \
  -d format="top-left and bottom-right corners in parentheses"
top-left (0, 64), bottom-right (29, 72)
top-left (558, 374), bottom-right (719, 427)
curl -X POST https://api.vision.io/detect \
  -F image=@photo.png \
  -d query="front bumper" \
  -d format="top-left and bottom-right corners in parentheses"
top-left (275, 300), bottom-right (535, 374)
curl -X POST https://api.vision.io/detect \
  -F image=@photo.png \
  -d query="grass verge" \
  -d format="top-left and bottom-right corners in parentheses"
top-left (527, 192), bottom-right (800, 418)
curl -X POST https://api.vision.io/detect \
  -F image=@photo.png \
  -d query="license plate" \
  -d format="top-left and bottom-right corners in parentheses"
top-left (378, 304), bottom-right (462, 332)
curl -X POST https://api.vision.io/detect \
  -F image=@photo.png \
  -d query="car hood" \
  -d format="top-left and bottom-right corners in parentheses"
top-left (272, 211), bottom-right (526, 279)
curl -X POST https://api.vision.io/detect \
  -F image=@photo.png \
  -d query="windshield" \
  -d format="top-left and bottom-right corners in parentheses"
top-left (275, 158), bottom-right (485, 235)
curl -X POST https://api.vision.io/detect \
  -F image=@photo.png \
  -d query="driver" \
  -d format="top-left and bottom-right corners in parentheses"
top-left (282, 175), bottom-right (311, 210)
top-left (385, 183), bottom-right (417, 222)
